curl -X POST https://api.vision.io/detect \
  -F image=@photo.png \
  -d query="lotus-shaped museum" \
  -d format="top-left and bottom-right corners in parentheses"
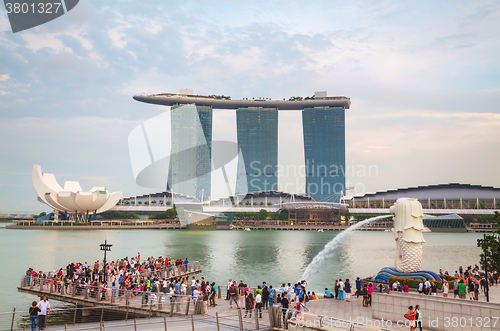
top-left (32, 164), bottom-right (122, 221)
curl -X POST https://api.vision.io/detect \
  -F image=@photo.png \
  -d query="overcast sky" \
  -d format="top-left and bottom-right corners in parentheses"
top-left (1, 0), bottom-right (499, 212)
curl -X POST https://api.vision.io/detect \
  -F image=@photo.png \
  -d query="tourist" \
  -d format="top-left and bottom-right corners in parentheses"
top-left (458, 279), bottom-right (466, 299)
top-left (311, 292), bottom-right (317, 300)
top-left (453, 279), bottom-right (459, 298)
top-left (228, 284), bottom-right (239, 308)
top-left (324, 288), bottom-right (333, 298)
top-left (209, 282), bottom-right (217, 307)
top-left (345, 279), bottom-right (351, 302)
top-left (430, 281), bottom-right (438, 296)
top-left (255, 290), bottom-right (263, 318)
top-left (442, 280), bottom-right (449, 297)
top-left (392, 280), bottom-right (399, 291)
top-left (468, 279), bottom-right (475, 300)
top-left (244, 291), bottom-right (254, 318)
top-left (403, 283), bottom-right (409, 293)
top-left (202, 286), bottom-right (210, 315)
top-left (37, 295), bottom-right (50, 331)
top-left (296, 297), bottom-right (310, 320)
top-left (366, 282), bottom-right (374, 306)
top-left (334, 280), bottom-right (339, 299)
top-left (377, 283), bottom-right (385, 293)
top-left (474, 280), bottom-right (480, 301)
top-left (29, 301), bottom-right (40, 331)
top-left (397, 282), bottom-right (403, 292)
top-left (268, 285), bottom-right (274, 307)
top-left (239, 282), bottom-right (246, 309)
top-left (355, 277), bottom-right (362, 298)
top-left (279, 294), bottom-right (290, 325)
top-left (262, 284), bottom-right (269, 310)
top-left (415, 305), bottom-right (423, 331)
top-left (337, 279), bottom-right (345, 301)
top-left (405, 306), bottom-right (415, 331)
top-left (424, 279), bottom-right (431, 295)
top-left (418, 280), bottom-right (424, 294)
top-left (226, 279), bottom-right (232, 300)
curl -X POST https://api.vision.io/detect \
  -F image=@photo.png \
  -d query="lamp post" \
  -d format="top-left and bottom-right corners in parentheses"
top-left (477, 235), bottom-right (489, 302)
top-left (100, 240), bottom-right (112, 282)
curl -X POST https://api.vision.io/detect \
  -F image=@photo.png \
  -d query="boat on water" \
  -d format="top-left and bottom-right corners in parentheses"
top-left (244, 228), bottom-right (251, 231)
top-left (317, 229), bottom-right (324, 232)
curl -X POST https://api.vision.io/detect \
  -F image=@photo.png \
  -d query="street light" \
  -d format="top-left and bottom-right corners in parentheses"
top-left (100, 240), bottom-right (112, 282)
top-left (477, 235), bottom-right (489, 302)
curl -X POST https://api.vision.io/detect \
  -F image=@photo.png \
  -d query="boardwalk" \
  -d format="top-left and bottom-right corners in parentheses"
top-left (17, 262), bottom-right (202, 319)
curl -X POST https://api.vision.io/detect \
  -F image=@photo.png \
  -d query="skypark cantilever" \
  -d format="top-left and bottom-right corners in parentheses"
top-left (133, 93), bottom-right (351, 110)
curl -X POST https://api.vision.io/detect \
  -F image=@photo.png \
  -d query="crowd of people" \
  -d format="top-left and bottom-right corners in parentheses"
top-left (23, 256), bottom-right (499, 331)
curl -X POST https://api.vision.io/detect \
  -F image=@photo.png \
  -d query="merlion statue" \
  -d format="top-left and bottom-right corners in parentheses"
top-left (389, 198), bottom-right (425, 273)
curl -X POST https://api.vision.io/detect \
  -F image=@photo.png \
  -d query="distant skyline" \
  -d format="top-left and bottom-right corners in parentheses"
top-left (0, 0), bottom-right (499, 212)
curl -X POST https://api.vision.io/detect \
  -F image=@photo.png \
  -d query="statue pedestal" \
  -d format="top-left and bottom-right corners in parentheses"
top-left (374, 267), bottom-right (441, 282)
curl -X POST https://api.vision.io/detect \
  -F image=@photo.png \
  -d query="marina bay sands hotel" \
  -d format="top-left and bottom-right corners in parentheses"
top-left (133, 90), bottom-right (351, 202)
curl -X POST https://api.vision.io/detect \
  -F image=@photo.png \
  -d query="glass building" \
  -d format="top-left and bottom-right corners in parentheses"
top-left (302, 107), bottom-right (345, 202)
top-left (169, 105), bottom-right (212, 200)
top-left (236, 107), bottom-right (278, 194)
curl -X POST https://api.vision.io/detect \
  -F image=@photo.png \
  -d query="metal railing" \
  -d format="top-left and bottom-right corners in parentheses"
top-left (0, 304), bottom-right (271, 331)
top-left (283, 308), bottom-right (396, 331)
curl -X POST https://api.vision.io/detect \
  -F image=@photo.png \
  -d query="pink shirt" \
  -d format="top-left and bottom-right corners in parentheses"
top-left (367, 284), bottom-right (374, 295)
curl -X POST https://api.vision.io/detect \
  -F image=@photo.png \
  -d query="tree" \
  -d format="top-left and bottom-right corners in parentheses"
top-left (258, 209), bottom-right (268, 220)
top-left (40, 212), bottom-right (47, 217)
top-left (259, 201), bottom-right (264, 206)
top-left (267, 202), bottom-right (272, 206)
top-left (152, 200), bottom-right (157, 205)
top-left (166, 200), bottom-right (172, 205)
top-left (480, 211), bottom-right (500, 272)
top-left (245, 201), bottom-right (251, 206)
top-left (253, 202), bottom-right (258, 206)
top-left (159, 200), bottom-right (164, 205)
top-left (138, 201), bottom-right (142, 205)
top-left (239, 201), bottom-right (243, 205)
top-left (144, 201), bottom-right (149, 205)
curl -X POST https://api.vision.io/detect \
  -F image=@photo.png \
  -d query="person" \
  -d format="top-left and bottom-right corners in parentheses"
top-left (458, 279), bottom-right (467, 299)
top-left (29, 301), bottom-right (41, 331)
top-left (415, 305), bottom-right (423, 331)
top-left (344, 279), bottom-right (351, 302)
top-left (430, 281), bottom-right (438, 296)
top-left (403, 283), bottom-right (409, 293)
top-left (280, 294), bottom-right (290, 325)
top-left (226, 279), bottom-right (232, 300)
top-left (202, 288), bottom-right (210, 315)
top-left (355, 277), bottom-right (362, 298)
top-left (255, 290), bottom-right (262, 318)
top-left (442, 280), bottom-right (449, 297)
top-left (244, 292), bottom-right (254, 318)
top-left (337, 279), bottom-right (344, 301)
top-left (334, 280), bottom-right (339, 300)
top-left (311, 292), bottom-right (317, 300)
top-left (424, 279), bottom-right (431, 295)
top-left (418, 280), bottom-right (424, 294)
top-left (229, 284), bottom-right (240, 308)
top-left (324, 288), bottom-right (333, 298)
top-left (268, 285), bottom-right (275, 307)
top-left (262, 285), bottom-right (269, 310)
top-left (468, 279), bottom-right (475, 300)
top-left (37, 296), bottom-right (50, 330)
top-left (239, 283), bottom-right (246, 310)
top-left (366, 283), bottom-right (374, 306)
top-left (295, 297), bottom-right (310, 320)
top-left (453, 279), bottom-right (459, 298)
top-left (405, 306), bottom-right (415, 331)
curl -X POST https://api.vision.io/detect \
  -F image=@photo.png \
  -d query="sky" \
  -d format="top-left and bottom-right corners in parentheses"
top-left (0, 0), bottom-right (499, 213)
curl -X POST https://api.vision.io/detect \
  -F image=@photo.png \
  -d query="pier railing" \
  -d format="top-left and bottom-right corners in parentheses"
top-left (0, 304), bottom-right (269, 331)
top-left (20, 261), bottom-right (201, 289)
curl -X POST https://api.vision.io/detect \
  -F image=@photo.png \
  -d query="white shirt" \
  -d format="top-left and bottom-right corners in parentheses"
top-left (338, 282), bottom-right (344, 291)
top-left (38, 300), bottom-right (50, 315)
top-left (193, 289), bottom-right (201, 298)
top-left (255, 294), bottom-right (262, 303)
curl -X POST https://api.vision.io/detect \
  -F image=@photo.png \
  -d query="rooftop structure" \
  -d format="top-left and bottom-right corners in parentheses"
top-left (133, 92), bottom-right (351, 110)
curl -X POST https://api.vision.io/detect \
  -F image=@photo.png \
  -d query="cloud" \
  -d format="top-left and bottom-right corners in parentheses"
top-left (0, 74), bottom-right (9, 81)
